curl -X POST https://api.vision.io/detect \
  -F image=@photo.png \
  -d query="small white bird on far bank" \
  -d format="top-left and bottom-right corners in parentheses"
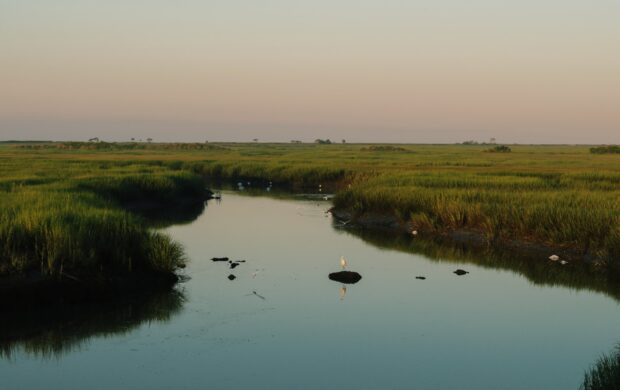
top-left (549, 255), bottom-right (560, 261)
top-left (340, 256), bottom-right (347, 270)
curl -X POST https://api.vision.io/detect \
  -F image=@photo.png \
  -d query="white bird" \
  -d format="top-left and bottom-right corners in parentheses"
top-left (412, 230), bottom-right (418, 236)
top-left (560, 260), bottom-right (568, 265)
top-left (549, 255), bottom-right (560, 261)
top-left (340, 256), bottom-right (348, 270)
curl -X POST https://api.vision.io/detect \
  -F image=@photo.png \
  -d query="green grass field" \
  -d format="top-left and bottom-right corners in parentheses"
top-left (1, 141), bottom-right (619, 281)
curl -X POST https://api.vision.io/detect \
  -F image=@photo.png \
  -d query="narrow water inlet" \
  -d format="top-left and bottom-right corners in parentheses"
top-left (1, 192), bottom-right (619, 390)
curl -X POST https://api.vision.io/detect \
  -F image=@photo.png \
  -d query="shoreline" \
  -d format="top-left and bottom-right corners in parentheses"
top-left (330, 207), bottom-right (611, 270)
top-left (0, 193), bottom-right (207, 305)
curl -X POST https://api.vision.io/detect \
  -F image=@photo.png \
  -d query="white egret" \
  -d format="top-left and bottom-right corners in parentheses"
top-left (412, 230), bottom-right (418, 236)
top-left (340, 256), bottom-right (348, 270)
top-left (549, 255), bottom-right (560, 261)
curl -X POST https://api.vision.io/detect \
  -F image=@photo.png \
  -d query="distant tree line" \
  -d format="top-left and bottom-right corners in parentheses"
top-left (590, 145), bottom-right (620, 154)
top-left (15, 142), bottom-right (228, 151)
top-left (462, 138), bottom-right (497, 145)
top-left (360, 145), bottom-right (410, 152)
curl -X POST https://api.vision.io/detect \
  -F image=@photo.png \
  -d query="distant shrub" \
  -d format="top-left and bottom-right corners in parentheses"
top-left (485, 145), bottom-right (512, 153)
top-left (314, 139), bottom-right (332, 144)
top-left (591, 146), bottom-right (620, 154)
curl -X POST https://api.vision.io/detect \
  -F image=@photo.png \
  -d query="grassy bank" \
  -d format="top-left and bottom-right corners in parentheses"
top-left (0, 151), bottom-right (208, 291)
top-left (332, 170), bottom-right (620, 261)
top-left (1, 142), bottom-right (619, 280)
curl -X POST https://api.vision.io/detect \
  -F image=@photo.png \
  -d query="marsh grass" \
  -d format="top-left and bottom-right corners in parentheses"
top-left (0, 158), bottom-right (201, 279)
top-left (1, 142), bottom-right (619, 278)
top-left (582, 345), bottom-right (620, 390)
top-left (333, 172), bottom-right (620, 258)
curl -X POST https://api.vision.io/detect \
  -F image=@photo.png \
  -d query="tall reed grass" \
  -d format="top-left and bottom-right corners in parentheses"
top-left (582, 345), bottom-right (620, 390)
top-left (0, 164), bottom-right (198, 279)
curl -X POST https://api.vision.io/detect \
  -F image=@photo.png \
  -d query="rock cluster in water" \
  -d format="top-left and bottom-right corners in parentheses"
top-left (212, 256), bottom-right (247, 280)
top-left (328, 271), bottom-right (362, 284)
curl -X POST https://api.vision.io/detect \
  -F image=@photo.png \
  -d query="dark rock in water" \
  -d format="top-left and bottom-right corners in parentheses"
top-left (228, 274), bottom-right (236, 280)
top-left (453, 269), bottom-right (469, 276)
top-left (328, 271), bottom-right (362, 284)
top-left (415, 276), bottom-right (426, 280)
top-left (230, 263), bottom-right (240, 269)
top-left (211, 257), bottom-right (229, 262)
top-left (236, 260), bottom-right (246, 263)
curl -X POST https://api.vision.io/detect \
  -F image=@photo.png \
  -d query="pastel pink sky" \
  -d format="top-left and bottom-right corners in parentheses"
top-left (1, 0), bottom-right (619, 143)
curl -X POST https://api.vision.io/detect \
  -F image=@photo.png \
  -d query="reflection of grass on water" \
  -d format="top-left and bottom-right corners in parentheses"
top-left (0, 289), bottom-right (185, 359)
top-left (339, 227), bottom-right (620, 302)
top-left (582, 345), bottom-right (620, 390)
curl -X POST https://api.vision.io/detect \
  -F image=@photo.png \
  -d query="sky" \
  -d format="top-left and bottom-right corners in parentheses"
top-left (1, 0), bottom-right (619, 143)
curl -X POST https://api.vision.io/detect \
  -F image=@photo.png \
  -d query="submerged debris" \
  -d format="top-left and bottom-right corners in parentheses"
top-left (453, 269), bottom-right (469, 276)
top-left (227, 274), bottom-right (236, 280)
top-left (247, 291), bottom-right (266, 300)
top-left (415, 276), bottom-right (426, 280)
top-left (212, 257), bottom-right (229, 262)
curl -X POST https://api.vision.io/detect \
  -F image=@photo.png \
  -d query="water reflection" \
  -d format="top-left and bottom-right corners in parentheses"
top-left (0, 289), bottom-right (184, 359)
top-left (336, 227), bottom-right (620, 302)
top-left (339, 285), bottom-right (347, 300)
top-left (126, 199), bottom-right (206, 227)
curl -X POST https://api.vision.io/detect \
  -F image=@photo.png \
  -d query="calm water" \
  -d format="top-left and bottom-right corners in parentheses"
top-left (2, 192), bottom-right (620, 389)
